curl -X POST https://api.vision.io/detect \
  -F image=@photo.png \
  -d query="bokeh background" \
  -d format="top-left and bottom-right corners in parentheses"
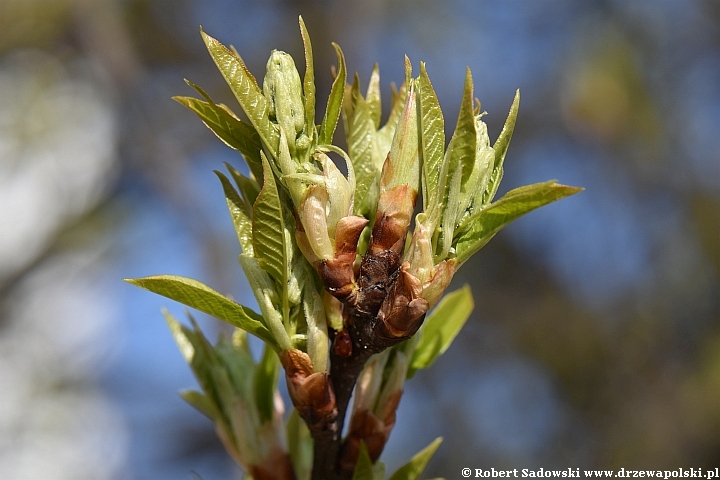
top-left (1, 1), bottom-right (719, 478)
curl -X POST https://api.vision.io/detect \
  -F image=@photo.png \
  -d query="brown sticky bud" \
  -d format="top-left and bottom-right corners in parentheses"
top-left (318, 215), bottom-right (368, 303)
top-left (338, 391), bottom-right (402, 471)
top-left (370, 184), bottom-right (417, 256)
top-left (375, 263), bottom-right (429, 342)
top-left (333, 329), bottom-right (352, 357)
top-left (248, 448), bottom-right (295, 480)
top-left (280, 349), bottom-right (337, 431)
top-left (318, 258), bottom-right (357, 303)
top-left (334, 216), bottom-right (369, 261)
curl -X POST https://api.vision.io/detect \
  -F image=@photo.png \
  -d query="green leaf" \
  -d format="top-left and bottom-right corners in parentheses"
top-left (164, 308), bottom-right (196, 363)
top-left (125, 275), bottom-right (277, 348)
top-left (455, 181), bottom-right (583, 265)
top-left (299, 16), bottom-right (316, 140)
top-left (201, 29), bottom-right (279, 157)
top-left (225, 162), bottom-right (260, 209)
top-left (253, 344), bottom-right (280, 422)
top-left (388, 437), bottom-right (442, 480)
top-left (287, 409), bottom-right (313, 480)
top-left (408, 286), bottom-right (474, 377)
top-left (215, 171), bottom-right (254, 255)
top-left (377, 81), bottom-right (407, 157)
top-left (180, 389), bottom-right (219, 421)
top-left (352, 442), bottom-right (384, 480)
top-left (437, 68), bottom-right (476, 258)
top-left (382, 79), bottom-right (419, 192)
top-left (484, 89), bottom-right (519, 205)
top-left (319, 43), bottom-right (346, 145)
top-left (366, 64), bottom-right (382, 129)
top-left (417, 62), bottom-right (445, 218)
top-left (252, 154), bottom-right (288, 290)
top-left (174, 80), bottom-right (263, 180)
top-left (347, 94), bottom-right (378, 216)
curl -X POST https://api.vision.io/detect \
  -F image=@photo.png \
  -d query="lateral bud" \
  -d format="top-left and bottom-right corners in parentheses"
top-left (421, 259), bottom-right (457, 308)
top-left (317, 215), bottom-right (368, 302)
top-left (374, 262), bottom-right (429, 343)
top-left (280, 349), bottom-right (338, 436)
top-left (370, 183), bottom-right (417, 256)
top-left (339, 351), bottom-right (407, 472)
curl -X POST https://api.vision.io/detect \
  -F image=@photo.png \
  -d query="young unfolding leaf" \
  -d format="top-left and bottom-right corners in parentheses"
top-left (454, 181), bottom-right (583, 265)
top-left (366, 64), bottom-right (382, 130)
top-left (216, 171), bottom-right (254, 255)
top-left (201, 29), bottom-right (279, 157)
top-left (382, 77), bottom-right (419, 192)
top-left (253, 344), bottom-right (281, 422)
top-left (387, 437), bottom-right (442, 480)
top-left (253, 154), bottom-right (290, 290)
top-left (417, 62), bottom-right (445, 218)
top-left (347, 93), bottom-right (378, 216)
top-left (483, 89), bottom-right (520, 205)
top-left (299, 17), bottom-right (316, 139)
top-left (319, 43), bottom-right (346, 145)
top-left (174, 80), bottom-right (264, 180)
top-left (126, 275), bottom-right (277, 348)
top-left (180, 389), bottom-right (219, 420)
top-left (376, 82), bottom-right (407, 159)
top-left (436, 68), bottom-right (476, 259)
top-left (352, 442), bottom-right (385, 480)
top-left (238, 255), bottom-right (292, 351)
top-left (287, 409), bottom-right (313, 480)
top-left (225, 162), bottom-right (260, 210)
top-left (408, 286), bottom-right (474, 378)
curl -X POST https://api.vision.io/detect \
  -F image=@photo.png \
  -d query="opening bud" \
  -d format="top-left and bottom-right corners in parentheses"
top-left (264, 51), bottom-right (305, 154)
top-left (280, 349), bottom-right (338, 434)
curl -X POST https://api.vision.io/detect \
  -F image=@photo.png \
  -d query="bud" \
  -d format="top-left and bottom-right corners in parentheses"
top-left (318, 215), bottom-right (368, 303)
top-left (280, 349), bottom-right (338, 433)
top-left (298, 185), bottom-right (334, 260)
top-left (318, 152), bottom-right (352, 237)
top-left (339, 352), bottom-right (407, 470)
top-left (370, 183), bottom-right (416, 256)
top-left (421, 259), bottom-right (457, 308)
top-left (404, 213), bottom-right (434, 284)
top-left (264, 51), bottom-right (305, 153)
top-left (375, 262), bottom-right (429, 342)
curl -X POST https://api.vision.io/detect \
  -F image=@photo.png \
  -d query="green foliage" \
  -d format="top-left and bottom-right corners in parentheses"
top-left (352, 443), bottom-right (386, 480)
top-left (454, 181), bottom-right (583, 265)
top-left (127, 16), bottom-right (582, 480)
top-left (201, 28), bottom-right (279, 157)
top-left (388, 438), bottom-right (443, 480)
top-left (408, 286), bottom-right (474, 378)
top-left (164, 311), bottom-right (285, 470)
top-left (125, 275), bottom-right (277, 349)
top-left (174, 80), bottom-right (263, 180)
top-left (319, 44), bottom-right (346, 145)
top-left (287, 409), bottom-right (313, 480)
top-left (215, 171), bottom-right (254, 255)
top-left (252, 154), bottom-right (289, 290)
